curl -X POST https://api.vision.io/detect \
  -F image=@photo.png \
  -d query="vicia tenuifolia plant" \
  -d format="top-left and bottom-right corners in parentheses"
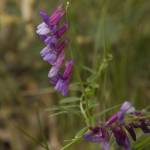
top-left (36, 4), bottom-right (74, 96)
top-left (36, 2), bottom-right (150, 150)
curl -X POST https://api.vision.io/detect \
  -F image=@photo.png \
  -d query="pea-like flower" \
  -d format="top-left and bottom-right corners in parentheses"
top-left (105, 101), bottom-right (135, 126)
top-left (84, 126), bottom-right (110, 150)
top-left (112, 125), bottom-right (131, 150)
top-left (55, 60), bottom-right (74, 96)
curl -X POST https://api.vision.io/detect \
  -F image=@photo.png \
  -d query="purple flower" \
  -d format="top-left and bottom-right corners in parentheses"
top-left (118, 101), bottom-right (135, 123)
top-left (49, 5), bottom-right (65, 26)
top-left (55, 40), bottom-right (68, 53)
top-left (134, 119), bottom-right (150, 133)
top-left (49, 73), bottom-right (60, 86)
top-left (105, 114), bottom-right (118, 126)
top-left (105, 101), bottom-right (135, 126)
top-left (36, 22), bottom-right (50, 35)
top-left (63, 60), bottom-right (74, 79)
top-left (48, 66), bottom-right (60, 79)
top-left (112, 125), bottom-right (131, 150)
top-left (125, 123), bottom-right (136, 141)
top-left (55, 23), bottom-right (69, 38)
top-left (48, 50), bottom-right (65, 78)
top-left (54, 60), bottom-right (74, 96)
top-left (39, 11), bottom-right (49, 25)
top-left (39, 5), bottom-right (64, 27)
top-left (84, 127), bottom-right (110, 150)
top-left (54, 50), bottom-right (65, 66)
top-left (40, 46), bottom-right (50, 57)
top-left (54, 78), bottom-right (68, 96)
top-left (120, 101), bottom-right (135, 113)
top-left (42, 49), bottom-right (57, 65)
top-left (44, 36), bottom-right (58, 48)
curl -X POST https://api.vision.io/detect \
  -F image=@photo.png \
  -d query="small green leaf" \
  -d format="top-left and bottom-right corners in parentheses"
top-left (81, 65), bottom-right (96, 74)
top-left (60, 97), bottom-right (81, 104)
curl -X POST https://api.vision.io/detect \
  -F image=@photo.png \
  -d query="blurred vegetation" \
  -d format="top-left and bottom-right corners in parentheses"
top-left (0, 0), bottom-right (150, 150)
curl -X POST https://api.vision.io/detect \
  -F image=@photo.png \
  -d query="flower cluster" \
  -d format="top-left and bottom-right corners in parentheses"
top-left (36, 4), bottom-right (74, 96)
top-left (83, 101), bottom-right (150, 150)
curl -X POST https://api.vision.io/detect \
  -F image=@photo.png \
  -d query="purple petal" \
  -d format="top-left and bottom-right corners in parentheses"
top-left (125, 123), bottom-right (136, 141)
top-left (117, 111), bottom-right (125, 124)
top-left (48, 66), bottom-right (59, 78)
top-left (48, 51), bottom-right (64, 78)
top-left (55, 78), bottom-right (68, 96)
top-left (63, 60), bottom-right (74, 79)
top-left (83, 127), bottom-right (110, 146)
top-left (55, 39), bottom-right (68, 53)
top-left (36, 22), bottom-right (50, 35)
top-left (54, 50), bottom-right (65, 67)
top-left (40, 46), bottom-right (50, 57)
top-left (44, 36), bottom-right (58, 47)
top-left (139, 120), bottom-right (150, 133)
top-left (43, 51), bottom-right (57, 65)
top-left (112, 125), bottom-right (131, 150)
top-left (39, 11), bottom-right (49, 24)
top-left (49, 5), bottom-right (65, 26)
top-left (55, 23), bottom-right (69, 38)
top-left (118, 101), bottom-right (135, 124)
top-left (83, 132), bottom-right (102, 143)
top-left (49, 73), bottom-right (60, 86)
top-left (120, 101), bottom-right (135, 113)
top-left (39, 34), bottom-right (48, 41)
top-left (105, 114), bottom-right (118, 126)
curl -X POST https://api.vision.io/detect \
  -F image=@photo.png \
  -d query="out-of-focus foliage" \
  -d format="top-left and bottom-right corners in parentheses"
top-left (0, 0), bottom-right (150, 150)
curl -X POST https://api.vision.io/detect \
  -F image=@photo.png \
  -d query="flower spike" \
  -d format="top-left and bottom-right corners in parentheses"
top-left (36, 4), bottom-right (74, 96)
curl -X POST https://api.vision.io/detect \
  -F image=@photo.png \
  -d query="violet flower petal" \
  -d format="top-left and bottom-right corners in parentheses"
top-left (120, 101), bottom-right (135, 113)
top-left (40, 46), bottom-right (50, 57)
top-left (54, 50), bottom-right (65, 67)
top-left (112, 125), bottom-right (131, 150)
top-left (83, 132), bottom-right (103, 143)
top-left (39, 11), bottom-right (49, 24)
top-left (48, 66), bottom-right (59, 78)
top-left (55, 23), bottom-right (69, 38)
top-left (139, 120), bottom-right (150, 133)
top-left (105, 114), bottom-right (118, 126)
top-left (49, 5), bottom-right (65, 26)
top-left (36, 22), bottom-right (50, 35)
top-left (49, 73), bottom-right (60, 86)
top-left (44, 36), bottom-right (58, 47)
top-left (43, 51), bottom-right (57, 65)
top-left (63, 60), bottom-right (74, 79)
top-left (118, 101), bottom-right (135, 124)
top-left (55, 78), bottom-right (68, 96)
top-left (125, 123), bottom-right (136, 141)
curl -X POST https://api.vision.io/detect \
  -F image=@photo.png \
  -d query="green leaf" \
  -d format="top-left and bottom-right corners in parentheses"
top-left (81, 65), bottom-right (96, 74)
top-left (60, 97), bottom-right (81, 104)
top-left (49, 111), bottom-right (68, 117)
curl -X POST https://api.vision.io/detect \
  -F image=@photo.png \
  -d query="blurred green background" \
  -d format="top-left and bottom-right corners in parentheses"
top-left (0, 0), bottom-right (150, 149)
